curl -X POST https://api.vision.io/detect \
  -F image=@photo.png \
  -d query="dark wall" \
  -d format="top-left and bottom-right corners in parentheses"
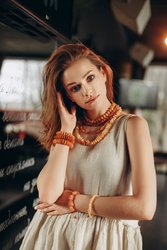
top-left (0, 111), bottom-right (47, 249)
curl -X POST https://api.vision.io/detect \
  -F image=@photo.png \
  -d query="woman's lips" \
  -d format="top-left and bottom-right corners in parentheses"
top-left (85, 94), bottom-right (100, 104)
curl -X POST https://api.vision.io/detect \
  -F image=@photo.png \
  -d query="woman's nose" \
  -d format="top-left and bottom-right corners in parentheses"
top-left (82, 85), bottom-right (93, 98)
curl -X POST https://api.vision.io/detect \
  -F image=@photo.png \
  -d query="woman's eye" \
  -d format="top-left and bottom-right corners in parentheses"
top-left (87, 74), bottom-right (95, 82)
top-left (71, 84), bottom-right (81, 93)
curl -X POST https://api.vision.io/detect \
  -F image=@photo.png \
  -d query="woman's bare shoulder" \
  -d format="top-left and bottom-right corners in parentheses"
top-left (126, 114), bottom-right (150, 138)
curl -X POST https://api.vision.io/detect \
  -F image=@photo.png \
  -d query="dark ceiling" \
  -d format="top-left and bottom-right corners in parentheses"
top-left (73, 0), bottom-right (167, 65)
top-left (0, 0), bottom-right (167, 67)
top-left (143, 0), bottom-right (167, 61)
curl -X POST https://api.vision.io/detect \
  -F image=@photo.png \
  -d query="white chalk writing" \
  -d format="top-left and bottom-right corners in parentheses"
top-left (23, 181), bottom-right (31, 192)
top-left (6, 158), bottom-right (35, 178)
top-left (30, 178), bottom-right (37, 193)
top-left (14, 217), bottom-right (31, 244)
top-left (0, 157), bottom-right (35, 179)
top-left (23, 178), bottom-right (37, 193)
top-left (0, 206), bottom-right (27, 232)
top-left (2, 112), bottom-right (27, 122)
top-left (2, 111), bottom-right (41, 122)
top-left (33, 197), bottom-right (39, 208)
top-left (0, 82), bottom-right (24, 95)
top-left (0, 168), bottom-right (4, 177)
top-left (14, 225), bottom-right (28, 244)
top-left (3, 137), bottom-right (24, 150)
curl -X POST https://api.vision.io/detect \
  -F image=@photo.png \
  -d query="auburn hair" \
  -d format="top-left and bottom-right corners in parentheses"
top-left (40, 43), bottom-right (114, 151)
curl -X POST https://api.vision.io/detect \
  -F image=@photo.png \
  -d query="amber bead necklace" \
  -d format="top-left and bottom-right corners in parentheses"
top-left (83, 102), bottom-right (117, 126)
top-left (74, 103), bottom-right (122, 146)
top-left (79, 104), bottom-right (119, 135)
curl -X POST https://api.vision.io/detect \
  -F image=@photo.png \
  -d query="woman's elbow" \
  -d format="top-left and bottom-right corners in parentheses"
top-left (141, 209), bottom-right (155, 221)
top-left (140, 202), bottom-right (156, 221)
top-left (37, 183), bottom-right (63, 204)
top-left (38, 190), bottom-right (63, 204)
top-left (37, 177), bottom-right (63, 204)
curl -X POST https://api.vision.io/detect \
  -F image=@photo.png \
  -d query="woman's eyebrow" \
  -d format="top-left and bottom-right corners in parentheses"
top-left (67, 70), bottom-right (93, 86)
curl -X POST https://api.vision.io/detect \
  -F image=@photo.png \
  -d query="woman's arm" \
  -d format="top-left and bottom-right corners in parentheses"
top-left (36, 116), bottom-right (157, 220)
top-left (37, 93), bottom-right (76, 204)
top-left (37, 144), bottom-right (71, 204)
top-left (75, 116), bottom-right (157, 220)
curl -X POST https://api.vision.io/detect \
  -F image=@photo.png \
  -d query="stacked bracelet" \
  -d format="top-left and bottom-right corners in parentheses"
top-left (88, 195), bottom-right (99, 218)
top-left (52, 131), bottom-right (75, 149)
top-left (68, 191), bottom-right (80, 212)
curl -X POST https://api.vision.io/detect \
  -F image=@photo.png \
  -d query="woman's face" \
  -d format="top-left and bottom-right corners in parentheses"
top-left (61, 58), bottom-right (108, 111)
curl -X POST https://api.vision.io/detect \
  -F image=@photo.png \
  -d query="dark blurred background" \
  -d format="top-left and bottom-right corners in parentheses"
top-left (0, 0), bottom-right (167, 249)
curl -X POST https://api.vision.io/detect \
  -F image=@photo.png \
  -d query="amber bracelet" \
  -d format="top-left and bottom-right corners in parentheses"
top-left (68, 191), bottom-right (80, 212)
top-left (88, 195), bottom-right (99, 217)
top-left (55, 131), bottom-right (75, 142)
top-left (52, 131), bottom-right (75, 149)
top-left (52, 138), bottom-right (74, 149)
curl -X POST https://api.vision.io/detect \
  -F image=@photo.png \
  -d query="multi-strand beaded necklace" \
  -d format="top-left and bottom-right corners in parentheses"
top-left (74, 102), bottom-right (122, 146)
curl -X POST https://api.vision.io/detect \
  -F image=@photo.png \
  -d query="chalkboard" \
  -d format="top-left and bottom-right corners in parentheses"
top-left (0, 31), bottom-right (51, 250)
top-left (0, 0), bottom-right (72, 246)
top-left (0, 110), bottom-right (47, 250)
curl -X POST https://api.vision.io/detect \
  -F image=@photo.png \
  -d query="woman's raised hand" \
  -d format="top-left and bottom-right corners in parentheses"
top-left (57, 92), bottom-right (77, 133)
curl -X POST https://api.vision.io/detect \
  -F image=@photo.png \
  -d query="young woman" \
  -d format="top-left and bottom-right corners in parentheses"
top-left (20, 43), bottom-right (156, 250)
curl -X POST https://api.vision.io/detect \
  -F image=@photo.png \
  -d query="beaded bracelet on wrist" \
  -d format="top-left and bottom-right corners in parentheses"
top-left (52, 138), bottom-right (74, 149)
top-left (88, 195), bottom-right (99, 217)
top-left (68, 191), bottom-right (80, 212)
top-left (55, 131), bottom-right (75, 142)
top-left (52, 131), bottom-right (75, 149)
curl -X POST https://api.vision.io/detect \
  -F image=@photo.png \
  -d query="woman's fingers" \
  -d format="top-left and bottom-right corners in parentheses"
top-left (35, 201), bottom-right (71, 216)
top-left (57, 92), bottom-right (76, 116)
top-left (56, 92), bottom-right (77, 131)
top-left (57, 92), bottom-right (67, 113)
top-left (47, 211), bottom-right (58, 216)
top-left (34, 202), bottom-right (50, 210)
top-left (42, 204), bottom-right (57, 213)
top-left (47, 206), bottom-right (70, 216)
top-left (71, 105), bottom-right (76, 116)
top-left (35, 203), bottom-right (58, 212)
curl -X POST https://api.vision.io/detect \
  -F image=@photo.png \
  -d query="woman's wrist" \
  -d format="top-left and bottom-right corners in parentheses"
top-left (52, 130), bottom-right (75, 149)
top-left (74, 194), bottom-right (91, 214)
top-left (60, 127), bottom-right (74, 134)
top-left (74, 194), bottom-right (100, 217)
top-left (68, 191), bottom-right (80, 212)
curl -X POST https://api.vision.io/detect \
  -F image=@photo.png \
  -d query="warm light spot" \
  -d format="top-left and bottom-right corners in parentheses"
top-left (165, 37), bottom-right (167, 46)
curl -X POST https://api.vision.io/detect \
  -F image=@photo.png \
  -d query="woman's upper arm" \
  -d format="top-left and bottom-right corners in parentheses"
top-left (126, 115), bottom-right (157, 218)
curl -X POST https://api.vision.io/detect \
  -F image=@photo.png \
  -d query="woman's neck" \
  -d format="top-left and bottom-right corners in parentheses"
top-left (85, 99), bottom-right (112, 120)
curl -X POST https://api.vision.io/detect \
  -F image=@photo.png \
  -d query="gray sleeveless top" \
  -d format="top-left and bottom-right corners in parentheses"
top-left (65, 114), bottom-right (133, 197)
top-left (20, 114), bottom-right (142, 250)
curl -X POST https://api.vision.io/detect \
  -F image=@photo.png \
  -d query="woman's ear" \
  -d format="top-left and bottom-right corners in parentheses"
top-left (99, 66), bottom-right (104, 73)
top-left (99, 66), bottom-right (107, 81)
